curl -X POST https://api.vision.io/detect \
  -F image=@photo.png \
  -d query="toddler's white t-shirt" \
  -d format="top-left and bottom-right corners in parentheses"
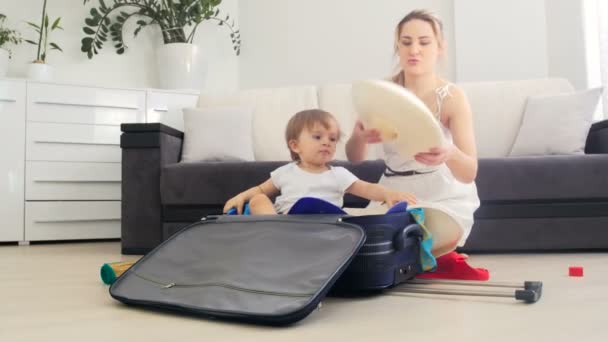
top-left (270, 162), bottom-right (359, 213)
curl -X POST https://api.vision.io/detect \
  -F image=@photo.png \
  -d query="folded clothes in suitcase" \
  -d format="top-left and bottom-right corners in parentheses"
top-left (110, 212), bottom-right (422, 325)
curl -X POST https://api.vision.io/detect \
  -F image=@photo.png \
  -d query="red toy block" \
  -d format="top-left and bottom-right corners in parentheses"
top-left (569, 266), bottom-right (584, 277)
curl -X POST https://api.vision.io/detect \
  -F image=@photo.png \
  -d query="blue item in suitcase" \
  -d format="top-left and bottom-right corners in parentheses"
top-left (226, 203), bottom-right (251, 215)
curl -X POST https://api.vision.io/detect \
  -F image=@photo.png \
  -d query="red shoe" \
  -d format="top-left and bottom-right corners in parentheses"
top-left (416, 252), bottom-right (490, 281)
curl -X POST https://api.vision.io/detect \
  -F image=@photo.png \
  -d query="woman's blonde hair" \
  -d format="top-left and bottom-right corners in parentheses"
top-left (285, 109), bottom-right (340, 161)
top-left (392, 9), bottom-right (445, 86)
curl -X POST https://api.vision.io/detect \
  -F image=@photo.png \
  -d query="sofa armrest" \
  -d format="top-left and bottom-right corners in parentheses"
top-left (585, 119), bottom-right (608, 154)
top-left (120, 123), bottom-right (184, 254)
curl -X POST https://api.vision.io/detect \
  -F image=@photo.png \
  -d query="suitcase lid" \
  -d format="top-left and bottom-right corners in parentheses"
top-left (110, 215), bottom-right (365, 325)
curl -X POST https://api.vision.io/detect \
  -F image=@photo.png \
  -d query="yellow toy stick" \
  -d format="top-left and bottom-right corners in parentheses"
top-left (100, 261), bottom-right (135, 285)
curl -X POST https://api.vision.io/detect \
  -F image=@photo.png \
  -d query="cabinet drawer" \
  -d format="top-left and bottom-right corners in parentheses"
top-left (146, 90), bottom-right (199, 131)
top-left (25, 201), bottom-right (120, 241)
top-left (26, 122), bottom-right (121, 162)
top-left (27, 82), bottom-right (145, 125)
top-left (26, 161), bottom-right (121, 200)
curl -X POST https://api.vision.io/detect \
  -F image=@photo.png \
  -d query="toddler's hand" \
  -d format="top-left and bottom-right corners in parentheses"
top-left (383, 190), bottom-right (417, 208)
top-left (223, 195), bottom-right (246, 214)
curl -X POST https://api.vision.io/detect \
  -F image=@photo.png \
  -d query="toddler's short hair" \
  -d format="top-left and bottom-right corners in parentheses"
top-left (285, 109), bottom-right (340, 161)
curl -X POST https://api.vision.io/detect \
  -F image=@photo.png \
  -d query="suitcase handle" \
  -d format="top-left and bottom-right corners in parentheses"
top-left (393, 224), bottom-right (422, 251)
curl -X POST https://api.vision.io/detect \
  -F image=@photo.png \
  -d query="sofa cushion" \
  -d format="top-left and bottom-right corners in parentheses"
top-left (160, 160), bottom-right (386, 207)
top-left (477, 154), bottom-right (608, 201)
top-left (197, 86), bottom-right (318, 161)
top-left (181, 107), bottom-right (255, 162)
top-left (460, 78), bottom-right (574, 158)
top-left (509, 87), bottom-right (602, 156)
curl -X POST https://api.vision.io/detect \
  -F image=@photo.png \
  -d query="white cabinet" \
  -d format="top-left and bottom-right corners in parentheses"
top-left (0, 79), bottom-right (199, 243)
top-left (0, 80), bottom-right (26, 242)
top-left (146, 89), bottom-right (199, 130)
top-left (24, 82), bottom-right (146, 242)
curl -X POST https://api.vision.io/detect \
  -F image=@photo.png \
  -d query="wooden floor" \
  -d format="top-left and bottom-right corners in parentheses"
top-left (1, 241), bottom-right (607, 342)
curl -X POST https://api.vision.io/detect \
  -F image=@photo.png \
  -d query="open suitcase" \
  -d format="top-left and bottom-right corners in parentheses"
top-left (110, 210), bottom-right (542, 325)
top-left (110, 211), bottom-right (422, 325)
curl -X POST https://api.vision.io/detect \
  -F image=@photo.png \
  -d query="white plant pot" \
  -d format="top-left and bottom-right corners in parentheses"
top-left (156, 43), bottom-right (207, 90)
top-left (0, 49), bottom-right (9, 78)
top-left (27, 63), bottom-right (53, 82)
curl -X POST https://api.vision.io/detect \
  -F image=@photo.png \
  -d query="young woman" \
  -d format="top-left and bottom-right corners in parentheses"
top-left (345, 9), bottom-right (480, 247)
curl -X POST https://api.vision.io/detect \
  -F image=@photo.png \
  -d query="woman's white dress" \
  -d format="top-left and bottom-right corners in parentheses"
top-left (368, 84), bottom-right (480, 247)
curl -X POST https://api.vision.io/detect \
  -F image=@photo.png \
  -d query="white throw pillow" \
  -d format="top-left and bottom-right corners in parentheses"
top-left (509, 87), bottom-right (602, 156)
top-left (197, 86), bottom-right (318, 161)
top-left (181, 107), bottom-right (254, 162)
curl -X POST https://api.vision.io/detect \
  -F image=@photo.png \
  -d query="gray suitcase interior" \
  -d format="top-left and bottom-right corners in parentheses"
top-left (110, 215), bottom-right (365, 325)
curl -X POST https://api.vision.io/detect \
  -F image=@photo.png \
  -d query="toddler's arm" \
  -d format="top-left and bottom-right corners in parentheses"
top-left (346, 180), bottom-right (417, 208)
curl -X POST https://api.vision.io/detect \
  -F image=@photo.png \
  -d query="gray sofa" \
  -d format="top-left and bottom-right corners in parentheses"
top-left (119, 119), bottom-right (608, 255)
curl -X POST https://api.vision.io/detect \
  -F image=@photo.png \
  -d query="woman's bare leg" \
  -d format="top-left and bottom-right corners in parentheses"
top-left (248, 194), bottom-right (277, 215)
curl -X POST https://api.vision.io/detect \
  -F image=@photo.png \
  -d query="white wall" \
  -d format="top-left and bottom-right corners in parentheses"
top-left (545, 0), bottom-right (589, 90)
top-left (238, 0), bottom-right (456, 89)
top-left (1, 0), bottom-right (598, 93)
top-left (453, 0), bottom-right (549, 82)
top-left (241, 0), bottom-right (596, 91)
top-left (0, 0), bottom-right (238, 91)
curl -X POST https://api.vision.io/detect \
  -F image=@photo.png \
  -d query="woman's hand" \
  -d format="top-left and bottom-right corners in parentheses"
top-left (383, 190), bottom-right (417, 208)
top-left (223, 194), bottom-right (246, 214)
top-left (352, 120), bottom-right (382, 144)
top-left (414, 145), bottom-right (454, 166)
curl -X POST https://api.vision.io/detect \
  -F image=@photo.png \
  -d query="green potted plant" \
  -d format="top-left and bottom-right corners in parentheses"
top-left (81, 0), bottom-right (241, 89)
top-left (24, 0), bottom-right (63, 81)
top-left (0, 14), bottom-right (22, 78)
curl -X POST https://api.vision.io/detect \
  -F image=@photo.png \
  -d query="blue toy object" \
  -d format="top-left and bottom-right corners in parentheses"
top-left (287, 197), bottom-right (347, 215)
top-left (226, 203), bottom-right (251, 215)
top-left (386, 201), bottom-right (409, 214)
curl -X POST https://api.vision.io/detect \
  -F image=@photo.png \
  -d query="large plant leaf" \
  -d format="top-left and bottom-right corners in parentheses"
top-left (85, 17), bottom-right (99, 26)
